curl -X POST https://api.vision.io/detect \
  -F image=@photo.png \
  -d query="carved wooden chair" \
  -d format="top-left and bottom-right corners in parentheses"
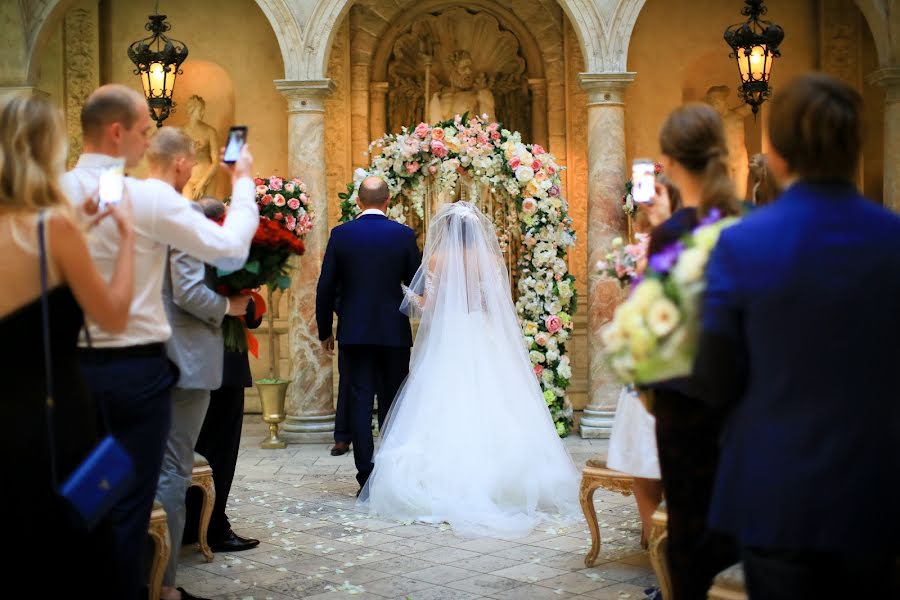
top-left (648, 502), bottom-right (673, 600)
top-left (707, 563), bottom-right (748, 600)
top-left (579, 457), bottom-right (634, 567)
top-left (190, 451), bottom-right (216, 562)
top-left (148, 500), bottom-right (171, 600)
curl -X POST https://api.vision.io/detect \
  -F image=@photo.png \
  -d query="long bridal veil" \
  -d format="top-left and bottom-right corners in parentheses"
top-left (359, 201), bottom-right (580, 538)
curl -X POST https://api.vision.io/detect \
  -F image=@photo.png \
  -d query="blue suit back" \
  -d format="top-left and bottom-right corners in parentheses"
top-left (316, 214), bottom-right (420, 347)
top-left (702, 182), bottom-right (900, 551)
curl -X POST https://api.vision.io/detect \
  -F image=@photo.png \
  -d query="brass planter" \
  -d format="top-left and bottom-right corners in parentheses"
top-left (256, 379), bottom-right (290, 449)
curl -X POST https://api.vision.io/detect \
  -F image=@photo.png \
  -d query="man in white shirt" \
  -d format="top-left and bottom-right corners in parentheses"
top-left (61, 84), bottom-right (258, 600)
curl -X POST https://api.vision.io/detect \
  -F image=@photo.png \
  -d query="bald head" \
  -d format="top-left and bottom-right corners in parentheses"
top-left (358, 176), bottom-right (389, 208)
top-left (81, 84), bottom-right (145, 142)
top-left (197, 196), bottom-right (226, 220)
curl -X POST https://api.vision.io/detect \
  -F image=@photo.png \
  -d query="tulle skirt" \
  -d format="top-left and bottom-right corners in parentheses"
top-left (607, 387), bottom-right (661, 479)
top-left (358, 313), bottom-right (581, 538)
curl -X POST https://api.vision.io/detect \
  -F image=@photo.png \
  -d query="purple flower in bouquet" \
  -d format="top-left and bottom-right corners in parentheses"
top-left (649, 241), bottom-right (684, 274)
top-left (699, 208), bottom-right (722, 228)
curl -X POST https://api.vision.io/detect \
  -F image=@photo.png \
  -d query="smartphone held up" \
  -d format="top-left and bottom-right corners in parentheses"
top-left (631, 159), bottom-right (656, 205)
top-left (223, 126), bottom-right (248, 165)
top-left (97, 158), bottom-right (126, 211)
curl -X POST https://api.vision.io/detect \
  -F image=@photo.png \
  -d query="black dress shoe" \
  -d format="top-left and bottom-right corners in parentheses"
top-left (177, 587), bottom-right (212, 600)
top-left (331, 441), bottom-right (351, 456)
top-left (210, 530), bottom-right (260, 553)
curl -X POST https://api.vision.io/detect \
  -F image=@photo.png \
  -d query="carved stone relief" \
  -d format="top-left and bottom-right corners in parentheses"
top-left (63, 4), bottom-right (98, 168)
top-left (819, 0), bottom-right (862, 90)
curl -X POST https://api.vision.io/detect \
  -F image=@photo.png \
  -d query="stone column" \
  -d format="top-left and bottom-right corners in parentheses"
top-left (867, 67), bottom-right (900, 211)
top-left (370, 81), bottom-right (389, 142)
top-left (577, 72), bottom-right (635, 438)
top-left (528, 78), bottom-right (549, 149)
top-left (276, 79), bottom-right (336, 443)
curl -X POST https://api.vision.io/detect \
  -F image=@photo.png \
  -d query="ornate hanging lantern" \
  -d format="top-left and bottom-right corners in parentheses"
top-left (127, 4), bottom-right (189, 127)
top-left (724, 0), bottom-right (784, 115)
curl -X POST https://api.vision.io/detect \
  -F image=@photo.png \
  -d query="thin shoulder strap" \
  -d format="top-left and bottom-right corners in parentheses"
top-left (38, 211), bottom-right (60, 488)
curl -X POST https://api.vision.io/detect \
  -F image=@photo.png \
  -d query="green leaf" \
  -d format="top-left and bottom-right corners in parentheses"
top-left (216, 267), bottom-right (235, 277)
top-left (277, 275), bottom-right (291, 290)
top-left (244, 260), bottom-right (261, 275)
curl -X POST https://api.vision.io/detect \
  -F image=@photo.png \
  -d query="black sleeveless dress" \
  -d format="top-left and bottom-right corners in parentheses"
top-left (0, 287), bottom-right (116, 596)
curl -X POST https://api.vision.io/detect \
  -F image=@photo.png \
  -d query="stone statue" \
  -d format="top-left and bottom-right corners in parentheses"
top-left (182, 95), bottom-right (219, 201)
top-left (428, 50), bottom-right (495, 123)
top-left (705, 85), bottom-right (752, 198)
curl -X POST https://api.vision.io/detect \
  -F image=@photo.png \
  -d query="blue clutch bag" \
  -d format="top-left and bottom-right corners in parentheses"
top-left (59, 435), bottom-right (135, 530)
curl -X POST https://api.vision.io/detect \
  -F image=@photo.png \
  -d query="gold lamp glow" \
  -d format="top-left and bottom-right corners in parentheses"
top-left (127, 11), bottom-right (188, 127)
top-left (724, 0), bottom-right (784, 114)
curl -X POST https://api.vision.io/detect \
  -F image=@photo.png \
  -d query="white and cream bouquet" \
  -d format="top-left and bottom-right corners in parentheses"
top-left (601, 211), bottom-right (739, 384)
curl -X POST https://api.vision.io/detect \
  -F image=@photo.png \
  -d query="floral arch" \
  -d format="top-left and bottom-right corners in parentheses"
top-left (339, 115), bottom-right (577, 435)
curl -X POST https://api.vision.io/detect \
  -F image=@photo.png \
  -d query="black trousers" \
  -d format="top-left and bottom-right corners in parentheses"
top-left (743, 547), bottom-right (899, 600)
top-left (334, 350), bottom-right (351, 444)
top-left (341, 344), bottom-right (410, 486)
top-left (654, 388), bottom-right (738, 600)
top-left (79, 349), bottom-right (176, 600)
top-left (184, 384), bottom-right (246, 544)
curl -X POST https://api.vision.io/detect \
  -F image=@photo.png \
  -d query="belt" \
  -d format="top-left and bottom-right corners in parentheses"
top-left (78, 342), bottom-right (166, 360)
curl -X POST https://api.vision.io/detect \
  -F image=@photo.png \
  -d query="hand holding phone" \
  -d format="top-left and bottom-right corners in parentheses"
top-left (97, 158), bottom-right (126, 211)
top-left (631, 159), bottom-right (656, 205)
top-left (223, 126), bottom-right (247, 165)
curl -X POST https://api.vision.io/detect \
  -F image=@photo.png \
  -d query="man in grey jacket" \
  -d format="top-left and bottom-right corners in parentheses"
top-left (157, 190), bottom-right (249, 600)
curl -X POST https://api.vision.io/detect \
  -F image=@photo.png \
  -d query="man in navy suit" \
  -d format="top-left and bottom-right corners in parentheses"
top-left (316, 177), bottom-right (420, 493)
top-left (696, 73), bottom-right (900, 598)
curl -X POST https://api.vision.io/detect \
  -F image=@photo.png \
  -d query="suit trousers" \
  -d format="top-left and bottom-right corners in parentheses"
top-left (185, 384), bottom-right (246, 544)
top-left (156, 388), bottom-right (210, 586)
top-left (334, 350), bottom-right (351, 444)
top-left (341, 344), bottom-right (410, 486)
top-left (78, 349), bottom-right (176, 600)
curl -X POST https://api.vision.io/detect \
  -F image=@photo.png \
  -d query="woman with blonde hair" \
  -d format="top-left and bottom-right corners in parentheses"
top-left (638, 102), bottom-right (740, 599)
top-left (747, 152), bottom-right (780, 206)
top-left (0, 93), bottom-right (134, 597)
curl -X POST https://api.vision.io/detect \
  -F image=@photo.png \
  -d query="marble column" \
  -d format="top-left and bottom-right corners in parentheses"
top-left (369, 81), bottom-right (389, 142)
top-left (867, 67), bottom-right (900, 211)
top-left (528, 78), bottom-right (549, 149)
top-left (577, 72), bottom-right (635, 438)
top-left (276, 79), bottom-right (336, 443)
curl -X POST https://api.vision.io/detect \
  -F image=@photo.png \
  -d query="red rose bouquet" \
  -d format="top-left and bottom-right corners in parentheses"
top-left (216, 176), bottom-right (314, 353)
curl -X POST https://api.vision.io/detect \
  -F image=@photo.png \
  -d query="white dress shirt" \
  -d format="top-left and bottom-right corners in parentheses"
top-left (360, 208), bottom-right (386, 217)
top-left (61, 153), bottom-right (259, 348)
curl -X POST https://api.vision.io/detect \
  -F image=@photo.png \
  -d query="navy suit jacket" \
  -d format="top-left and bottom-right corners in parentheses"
top-left (316, 213), bottom-right (420, 347)
top-left (696, 181), bottom-right (900, 552)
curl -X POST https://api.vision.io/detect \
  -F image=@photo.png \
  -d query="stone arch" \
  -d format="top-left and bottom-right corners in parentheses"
top-left (854, 0), bottom-right (900, 66)
top-left (22, 0), bottom-right (304, 84)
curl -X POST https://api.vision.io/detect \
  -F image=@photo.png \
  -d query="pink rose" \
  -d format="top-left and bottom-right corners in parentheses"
top-left (274, 212), bottom-right (284, 220)
top-left (274, 194), bottom-right (286, 207)
top-left (286, 215), bottom-right (296, 228)
top-left (548, 165), bottom-right (557, 176)
top-left (548, 185), bottom-right (560, 197)
top-left (299, 193), bottom-right (309, 204)
top-left (534, 364), bottom-right (544, 377)
top-left (430, 139), bottom-right (448, 158)
top-left (254, 178), bottom-right (266, 186)
top-left (261, 194), bottom-right (273, 206)
top-left (287, 198), bottom-right (300, 210)
top-left (429, 165), bottom-right (438, 174)
top-left (286, 221), bottom-right (296, 231)
top-left (431, 128), bottom-right (445, 141)
top-left (532, 159), bottom-right (542, 171)
top-left (256, 185), bottom-right (267, 196)
top-left (521, 198), bottom-right (537, 214)
top-left (491, 130), bottom-right (500, 140)
top-left (284, 182), bottom-right (295, 193)
top-left (414, 122), bottom-right (429, 138)
top-left (508, 156), bottom-right (521, 170)
top-left (532, 144), bottom-right (546, 156)
top-left (545, 315), bottom-right (563, 334)
top-left (268, 177), bottom-right (283, 191)
top-left (406, 161), bottom-right (420, 174)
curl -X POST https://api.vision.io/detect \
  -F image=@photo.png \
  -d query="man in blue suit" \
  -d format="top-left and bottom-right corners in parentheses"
top-left (316, 177), bottom-right (421, 494)
top-left (696, 73), bottom-right (900, 598)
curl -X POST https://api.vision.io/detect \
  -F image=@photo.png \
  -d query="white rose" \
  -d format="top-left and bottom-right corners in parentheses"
top-left (529, 350), bottom-right (545, 365)
top-left (632, 279), bottom-right (664, 311)
top-left (672, 247), bottom-right (707, 285)
top-left (557, 281), bottom-right (572, 299)
top-left (542, 369), bottom-right (555, 385)
top-left (534, 332), bottom-right (550, 347)
top-left (646, 297), bottom-right (681, 338)
top-left (546, 349), bottom-right (560, 363)
top-left (515, 166), bottom-right (535, 183)
top-left (523, 321), bottom-right (538, 336)
top-left (601, 322), bottom-right (626, 352)
top-left (547, 300), bottom-right (563, 315)
top-left (557, 364), bottom-right (572, 379)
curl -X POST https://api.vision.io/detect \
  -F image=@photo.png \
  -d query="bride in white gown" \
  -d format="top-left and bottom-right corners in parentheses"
top-left (358, 201), bottom-right (580, 538)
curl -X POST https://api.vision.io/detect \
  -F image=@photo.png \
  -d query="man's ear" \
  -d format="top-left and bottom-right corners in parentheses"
top-left (108, 122), bottom-right (122, 144)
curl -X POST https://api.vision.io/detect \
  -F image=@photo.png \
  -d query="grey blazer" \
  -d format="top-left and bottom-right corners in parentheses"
top-left (162, 206), bottom-right (227, 390)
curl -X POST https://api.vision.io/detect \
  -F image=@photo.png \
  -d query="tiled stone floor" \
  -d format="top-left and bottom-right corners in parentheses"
top-left (177, 418), bottom-right (657, 600)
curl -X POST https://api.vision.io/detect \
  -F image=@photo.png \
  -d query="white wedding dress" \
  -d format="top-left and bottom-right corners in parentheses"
top-left (358, 202), bottom-right (580, 538)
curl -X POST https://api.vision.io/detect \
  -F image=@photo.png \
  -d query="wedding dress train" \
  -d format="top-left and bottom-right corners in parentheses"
top-left (358, 202), bottom-right (580, 538)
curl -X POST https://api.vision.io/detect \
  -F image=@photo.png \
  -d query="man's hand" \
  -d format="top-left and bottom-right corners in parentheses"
top-left (226, 294), bottom-right (252, 316)
top-left (321, 336), bottom-right (335, 356)
top-left (220, 145), bottom-right (254, 182)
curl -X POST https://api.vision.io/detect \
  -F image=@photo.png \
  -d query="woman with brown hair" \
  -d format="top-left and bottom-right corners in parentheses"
top-left (746, 153), bottom-right (780, 206)
top-left (638, 102), bottom-right (740, 599)
top-left (0, 93), bottom-right (134, 596)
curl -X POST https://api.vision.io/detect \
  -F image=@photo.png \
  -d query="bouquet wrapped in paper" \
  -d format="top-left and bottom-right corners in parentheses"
top-left (596, 233), bottom-right (649, 287)
top-left (215, 176), bottom-right (314, 354)
top-left (601, 211), bottom-right (739, 384)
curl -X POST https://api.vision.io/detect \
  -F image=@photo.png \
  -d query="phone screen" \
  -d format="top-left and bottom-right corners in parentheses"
top-left (98, 158), bottom-right (126, 210)
top-left (631, 159), bottom-right (656, 204)
top-left (223, 126), bottom-right (247, 164)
